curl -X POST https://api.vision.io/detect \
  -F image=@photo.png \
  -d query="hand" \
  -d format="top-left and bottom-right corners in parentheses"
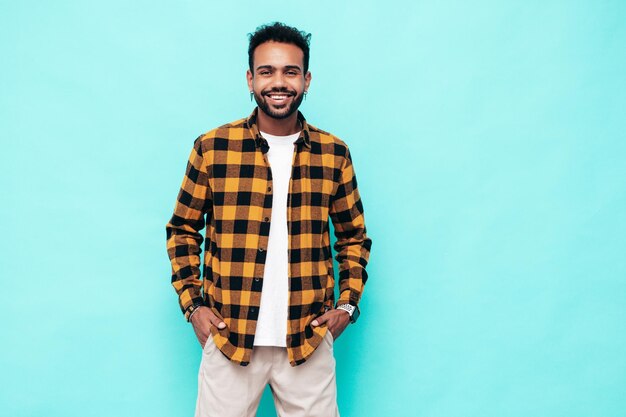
top-left (190, 306), bottom-right (226, 348)
top-left (311, 308), bottom-right (350, 341)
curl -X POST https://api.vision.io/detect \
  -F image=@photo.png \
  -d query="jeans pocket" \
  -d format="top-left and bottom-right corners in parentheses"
top-left (326, 329), bottom-right (334, 344)
top-left (203, 335), bottom-right (214, 352)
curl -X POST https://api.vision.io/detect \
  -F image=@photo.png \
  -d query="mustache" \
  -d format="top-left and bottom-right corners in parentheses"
top-left (262, 88), bottom-right (297, 96)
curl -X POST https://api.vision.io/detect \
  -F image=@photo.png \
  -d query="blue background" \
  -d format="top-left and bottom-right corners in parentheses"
top-left (1, 1), bottom-right (625, 416)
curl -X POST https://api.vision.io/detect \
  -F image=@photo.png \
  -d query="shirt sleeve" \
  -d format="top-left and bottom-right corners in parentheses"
top-left (329, 145), bottom-right (372, 310)
top-left (165, 136), bottom-right (213, 321)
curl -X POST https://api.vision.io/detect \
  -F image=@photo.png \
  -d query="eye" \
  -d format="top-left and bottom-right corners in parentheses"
top-left (259, 70), bottom-right (271, 76)
top-left (286, 71), bottom-right (298, 76)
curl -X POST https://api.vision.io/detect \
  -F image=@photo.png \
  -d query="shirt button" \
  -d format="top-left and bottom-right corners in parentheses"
top-left (259, 248), bottom-right (264, 252)
top-left (254, 278), bottom-right (260, 282)
top-left (250, 307), bottom-right (257, 313)
top-left (267, 186), bottom-right (272, 192)
top-left (264, 217), bottom-right (270, 222)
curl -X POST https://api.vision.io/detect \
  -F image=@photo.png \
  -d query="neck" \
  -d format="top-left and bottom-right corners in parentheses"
top-left (257, 108), bottom-right (301, 136)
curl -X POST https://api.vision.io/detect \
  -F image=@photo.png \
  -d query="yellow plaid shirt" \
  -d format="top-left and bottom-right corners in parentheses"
top-left (165, 107), bottom-right (372, 366)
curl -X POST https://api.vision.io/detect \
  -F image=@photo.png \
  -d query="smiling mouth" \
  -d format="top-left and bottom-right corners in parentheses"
top-left (268, 94), bottom-right (289, 99)
top-left (264, 92), bottom-right (295, 102)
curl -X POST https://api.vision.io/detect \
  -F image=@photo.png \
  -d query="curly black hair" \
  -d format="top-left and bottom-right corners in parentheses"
top-left (248, 22), bottom-right (312, 73)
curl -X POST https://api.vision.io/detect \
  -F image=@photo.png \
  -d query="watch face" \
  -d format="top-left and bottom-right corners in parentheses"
top-left (351, 306), bottom-right (360, 323)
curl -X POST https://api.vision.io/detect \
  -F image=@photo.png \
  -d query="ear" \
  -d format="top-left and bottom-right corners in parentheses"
top-left (304, 71), bottom-right (312, 92)
top-left (246, 69), bottom-right (254, 91)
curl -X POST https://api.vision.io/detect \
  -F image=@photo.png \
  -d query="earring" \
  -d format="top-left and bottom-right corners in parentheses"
top-left (250, 91), bottom-right (254, 102)
top-left (304, 91), bottom-right (308, 101)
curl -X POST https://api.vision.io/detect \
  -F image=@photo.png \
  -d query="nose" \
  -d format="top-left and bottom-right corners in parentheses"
top-left (271, 73), bottom-right (287, 88)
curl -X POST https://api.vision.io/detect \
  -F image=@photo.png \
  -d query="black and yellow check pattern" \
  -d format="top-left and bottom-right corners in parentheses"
top-left (165, 107), bottom-right (372, 366)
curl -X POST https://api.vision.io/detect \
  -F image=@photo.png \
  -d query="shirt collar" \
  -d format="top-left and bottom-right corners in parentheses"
top-left (246, 107), bottom-right (311, 149)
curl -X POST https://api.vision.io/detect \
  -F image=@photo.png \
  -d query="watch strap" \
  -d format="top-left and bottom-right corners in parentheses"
top-left (336, 303), bottom-right (359, 324)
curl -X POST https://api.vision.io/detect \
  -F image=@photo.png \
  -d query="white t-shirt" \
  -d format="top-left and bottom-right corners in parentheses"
top-left (253, 130), bottom-right (300, 347)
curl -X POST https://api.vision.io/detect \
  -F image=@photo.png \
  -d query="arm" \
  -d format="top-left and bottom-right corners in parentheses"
top-left (165, 136), bottom-right (213, 322)
top-left (311, 145), bottom-right (373, 338)
top-left (329, 146), bottom-right (372, 310)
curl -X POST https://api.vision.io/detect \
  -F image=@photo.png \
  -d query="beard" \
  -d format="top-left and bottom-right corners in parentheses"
top-left (253, 87), bottom-right (304, 120)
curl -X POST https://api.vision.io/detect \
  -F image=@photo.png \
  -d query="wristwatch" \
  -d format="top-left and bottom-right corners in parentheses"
top-left (336, 303), bottom-right (360, 324)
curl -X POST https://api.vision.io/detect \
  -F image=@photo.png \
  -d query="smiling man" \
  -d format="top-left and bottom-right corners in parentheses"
top-left (165, 22), bottom-right (372, 417)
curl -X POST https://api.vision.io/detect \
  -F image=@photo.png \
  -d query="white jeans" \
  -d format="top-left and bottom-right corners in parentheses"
top-left (195, 331), bottom-right (339, 417)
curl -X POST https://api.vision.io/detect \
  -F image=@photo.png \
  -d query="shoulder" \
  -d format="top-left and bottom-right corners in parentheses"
top-left (307, 122), bottom-right (350, 158)
top-left (193, 116), bottom-right (249, 151)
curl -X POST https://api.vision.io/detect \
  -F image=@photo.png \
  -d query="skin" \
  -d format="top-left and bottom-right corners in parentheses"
top-left (246, 41), bottom-right (311, 136)
top-left (191, 40), bottom-right (350, 348)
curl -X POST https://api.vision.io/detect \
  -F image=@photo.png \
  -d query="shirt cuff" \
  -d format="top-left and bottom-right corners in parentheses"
top-left (335, 290), bottom-right (360, 309)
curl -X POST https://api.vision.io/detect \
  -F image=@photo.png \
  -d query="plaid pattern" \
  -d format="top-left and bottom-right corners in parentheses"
top-left (165, 107), bottom-right (372, 366)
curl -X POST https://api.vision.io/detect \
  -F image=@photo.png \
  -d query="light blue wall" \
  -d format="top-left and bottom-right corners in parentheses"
top-left (1, 1), bottom-right (624, 416)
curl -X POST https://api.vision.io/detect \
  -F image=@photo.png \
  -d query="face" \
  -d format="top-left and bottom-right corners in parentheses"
top-left (247, 41), bottom-right (312, 120)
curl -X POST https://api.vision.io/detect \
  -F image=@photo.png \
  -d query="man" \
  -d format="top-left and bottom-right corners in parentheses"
top-left (165, 22), bottom-right (372, 417)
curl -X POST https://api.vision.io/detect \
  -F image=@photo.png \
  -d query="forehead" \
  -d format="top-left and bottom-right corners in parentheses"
top-left (253, 41), bottom-right (304, 69)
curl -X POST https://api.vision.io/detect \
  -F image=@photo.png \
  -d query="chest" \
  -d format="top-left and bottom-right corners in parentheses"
top-left (209, 144), bottom-right (336, 207)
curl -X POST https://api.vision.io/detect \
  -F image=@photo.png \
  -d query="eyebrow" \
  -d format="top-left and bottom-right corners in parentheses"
top-left (255, 65), bottom-right (303, 72)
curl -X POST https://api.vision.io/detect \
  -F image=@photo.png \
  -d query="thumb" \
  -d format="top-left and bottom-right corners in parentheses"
top-left (311, 313), bottom-right (328, 327)
top-left (206, 309), bottom-right (226, 329)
